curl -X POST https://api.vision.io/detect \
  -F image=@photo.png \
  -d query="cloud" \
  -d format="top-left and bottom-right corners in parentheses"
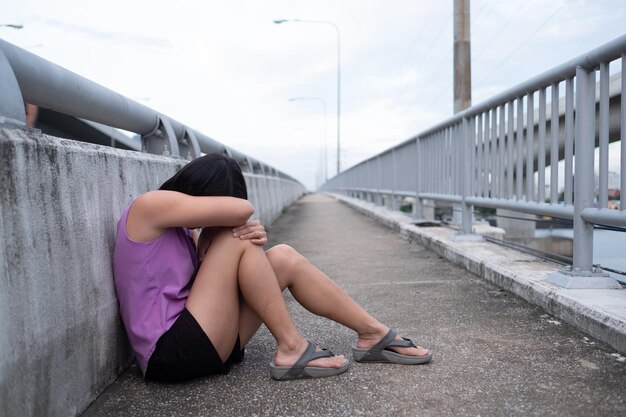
top-left (3, 0), bottom-right (624, 187)
top-left (43, 18), bottom-right (172, 49)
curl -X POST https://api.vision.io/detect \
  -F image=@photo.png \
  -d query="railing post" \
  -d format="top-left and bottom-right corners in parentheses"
top-left (244, 157), bottom-right (255, 174)
top-left (573, 66), bottom-right (595, 271)
top-left (622, 53), bottom-right (626, 214)
top-left (376, 155), bottom-right (382, 206)
top-left (549, 66), bottom-right (620, 289)
top-left (141, 115), bottom-right (181, 158)
top-left (391, 149), bottom-right (398, 211)
top-left (366, 162), bottom-right (370, 202)
top-left (179, 129), bottom-right (201, 160)
top-left (413, 137), bottom-right (424, 219)
top-left (449, 117), bottom-right (481, 242)
top-left (461, 118), bottom-right (473, 234)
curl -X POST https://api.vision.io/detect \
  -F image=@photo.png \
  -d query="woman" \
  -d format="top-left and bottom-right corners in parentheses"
top-left (113, 153), bottom-right (431, 382)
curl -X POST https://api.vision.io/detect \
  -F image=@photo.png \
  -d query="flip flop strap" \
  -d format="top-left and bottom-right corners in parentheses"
top-left (295, 344), bottom-right (334, 366)
top-left (370, 329), bottom-right (398, 351)
top-left (283, 341), bottom-right (335, 379)
top-left (371, 329), bottom-right (417, 350)
top-left (384, 336), bottom-right (417, 349)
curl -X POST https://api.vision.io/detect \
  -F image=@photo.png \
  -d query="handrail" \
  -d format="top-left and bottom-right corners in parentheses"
top-left (322, 34), bottom-right (626, 287)
top-left (0, 39), bottom-right (302, 184)
top-left (337, 34), bottom-right (626, 172)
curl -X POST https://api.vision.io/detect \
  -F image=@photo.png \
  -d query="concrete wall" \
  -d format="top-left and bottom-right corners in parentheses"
top-left (0, 128), bottom-right (305, 417)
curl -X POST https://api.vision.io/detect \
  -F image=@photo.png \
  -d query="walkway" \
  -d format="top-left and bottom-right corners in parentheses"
top-left (83, 194), bottom-right (626, 417)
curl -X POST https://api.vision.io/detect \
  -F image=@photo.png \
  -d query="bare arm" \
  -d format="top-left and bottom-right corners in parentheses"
top-left (126, 190), bottom-right (254, 242)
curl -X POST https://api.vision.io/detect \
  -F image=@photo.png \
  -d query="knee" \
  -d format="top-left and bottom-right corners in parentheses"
top-left (267, 244), bottom-right (307, 276)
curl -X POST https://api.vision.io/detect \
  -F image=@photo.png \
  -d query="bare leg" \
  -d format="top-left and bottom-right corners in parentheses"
top-left (238, 244), bottom-right (429, 357)
top-left (185, 229), bottom-right (346, 368)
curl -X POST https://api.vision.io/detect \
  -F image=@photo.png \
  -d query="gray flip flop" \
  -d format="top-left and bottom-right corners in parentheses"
top-left (269, 341), bottom-right (350, 381)
top-left (352, 329), bottom-right (433, 365)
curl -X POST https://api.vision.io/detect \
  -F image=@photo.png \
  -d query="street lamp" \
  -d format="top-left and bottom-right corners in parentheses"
top-left (289, 96), bottom-right (328, 183)
top-left (274, 18), bottom-right (341, 175)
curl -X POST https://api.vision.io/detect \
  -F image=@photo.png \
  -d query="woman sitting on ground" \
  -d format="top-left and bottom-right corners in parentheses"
top-left (113, 153), bottom-right (431, 382)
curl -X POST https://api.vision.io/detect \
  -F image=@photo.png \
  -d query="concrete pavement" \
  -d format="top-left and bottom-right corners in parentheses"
top-left (82, 194), bottom-right (626, 417)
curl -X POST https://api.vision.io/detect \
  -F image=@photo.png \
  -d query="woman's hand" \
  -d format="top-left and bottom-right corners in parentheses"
top-left (232, 220), bottom-right (267, 246)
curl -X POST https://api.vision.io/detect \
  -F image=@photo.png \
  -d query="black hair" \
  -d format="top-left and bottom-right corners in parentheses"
top-left (159, 153), bottom-right (248, 199)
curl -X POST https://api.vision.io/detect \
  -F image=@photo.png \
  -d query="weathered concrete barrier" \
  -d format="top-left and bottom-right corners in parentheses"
top-left (0, 128), bottom-right (305, 417)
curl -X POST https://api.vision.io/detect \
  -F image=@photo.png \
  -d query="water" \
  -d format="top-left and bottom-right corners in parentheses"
top-left (536, 228), bottom-right (626, 283)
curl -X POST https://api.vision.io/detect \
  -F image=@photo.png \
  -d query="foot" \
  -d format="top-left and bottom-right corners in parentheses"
top-left (356, 325), bottom-right (430, 358)
top-left (274, 339), bottom-right (348, 369)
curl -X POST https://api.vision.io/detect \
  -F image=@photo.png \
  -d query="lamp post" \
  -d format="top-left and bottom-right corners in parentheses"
top-left (274, 18), bottom-right (341, 175)
top-left (289, 96), bottom-right (328, 183)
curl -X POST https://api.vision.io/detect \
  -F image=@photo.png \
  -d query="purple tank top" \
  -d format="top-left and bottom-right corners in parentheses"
top-left (113, 203), bottom-right (198, 375)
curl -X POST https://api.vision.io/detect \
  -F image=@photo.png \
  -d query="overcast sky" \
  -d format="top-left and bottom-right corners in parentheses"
top-left (2, 0), bottom-right (625, 189)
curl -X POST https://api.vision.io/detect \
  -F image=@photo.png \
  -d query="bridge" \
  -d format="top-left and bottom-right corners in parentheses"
top-left (1, 34), bottom-right (625, 417)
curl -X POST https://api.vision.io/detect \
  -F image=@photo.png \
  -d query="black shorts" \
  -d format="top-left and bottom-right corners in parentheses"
top-left (145, 308), bottom-right (244, 383)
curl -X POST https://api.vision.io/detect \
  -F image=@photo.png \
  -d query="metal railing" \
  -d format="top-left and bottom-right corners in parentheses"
top-left (0, 39), bottom-right (303, 186)
top-left (322, 34), bottom-right (626, 283)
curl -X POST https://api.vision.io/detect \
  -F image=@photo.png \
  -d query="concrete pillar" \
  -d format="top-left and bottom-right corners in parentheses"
top-left (453, 0), bottom-right (471, 114)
